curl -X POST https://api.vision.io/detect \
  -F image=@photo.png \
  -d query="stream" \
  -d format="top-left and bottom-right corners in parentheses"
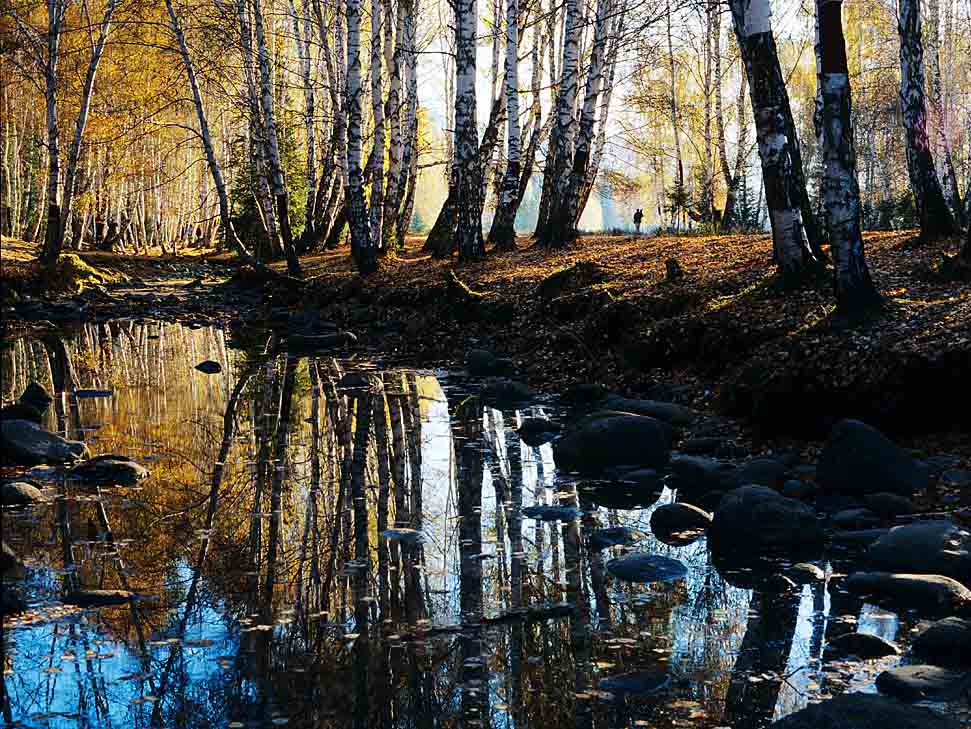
top-left (0, 319), bottom-right (954, 728)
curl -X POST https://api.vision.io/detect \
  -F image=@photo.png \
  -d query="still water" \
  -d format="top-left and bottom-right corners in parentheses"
top-left (1, 321), bottom-right (909, 728)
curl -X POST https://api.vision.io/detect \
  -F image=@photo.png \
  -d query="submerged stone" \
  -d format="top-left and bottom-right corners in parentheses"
top-left (598, 671), bottom-right (669, 695)
top-left (823, 631), bottom-right (900, 660)
top-left (845, 572), bottom-right (971, 614)
top-left (875, 664), bottom-right (970, 702)
top-left (606, 553), bottom-right (687, 583)
top-left (588, 526), bottom-right (645, 551)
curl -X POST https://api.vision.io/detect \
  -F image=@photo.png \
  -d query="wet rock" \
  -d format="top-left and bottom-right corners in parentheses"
top-left (579, 481), bottom-right (662, 510)
top-left (64, 589), bottom-right (137, 607)
top-left (913, 617), bottom-right (971, 667)
top-left (1, 419), bottom-right (89, 465)
top-left (823, 632), bottom-right (900, 659)
top-left (616, 468), bottom-right (663, 489)
top-left (788, 562), bottom-right (826, 584)
top-left (480, 378), bottom-right (533, 405)
top-left (1, 480), bottom-right (48, 506)
top-left (466, 348), bottom-right (512, 377)
top-left (521, 505), bottom-right (581, 522)
top-left (288, 331), bottom-right (358, 350)
top-left (668, 455), bottom-right (734, 493)
top-left (782, 479), bottom-right (814, 500)
top-left (598, 671), bottom-right (669, 695)
top-left (650, 502), bottom-right (712, 533)
top-left (832, 508), bottom-right (881, 530)
top-left (560, 382), bottom-right (607, 406)
top-left (606, 553), bottom-right (687, 583)
top-left (817, 419), bottom-right (929, 496)
top-left (816, 491), bottom-right (864, 514)
top-left (515, 417), bottom-right (561, 447)
top-left (553, 414), bottom-right (671, 475)
top-left (194, 360), bottom-right (222, 374)
top-left (69, 455), bottom-right (149, 487)
top-left (831, 529), bottom-right (890, 547)
top-left (602, 396), bottom-right (696, 427)
top-left (863, 492), bottom-right (917, 518)
top-left (379, 528), bottom-right (427, 544)
top-left (709, 485), bottom-right (824, 553)
top-left (770, 693), bottom-right (962, 729)
top-left (867, 521), bottom-right (971, 584)
top-left (588, 527), bottom-right (645, 551)
top-left (845, 572), bottom-right (971, 614)
top-left (728, 456), bottom-right (789, 489)
top-left (875, 664), bottom-right (970, 702)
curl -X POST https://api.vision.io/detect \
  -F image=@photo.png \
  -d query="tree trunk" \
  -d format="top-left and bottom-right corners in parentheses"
top-left (488, 0), bottom-right (522, 250)
top-left (816, 0), bottom-right (880, 313)
top-left (730, 0), bottom-right (818, 279)
top-left (346, 0), bottom-right (378, 273)
top-left (381, 1), bottom-right (405, 251)
top-left (897, 0), bottom-right (957, 241)
top-left (454, 0), bottom-right (485, 260)
top-left (395, 0), bottom-right (419, 250)
top-left (369, 0), bottom-right (386, 249)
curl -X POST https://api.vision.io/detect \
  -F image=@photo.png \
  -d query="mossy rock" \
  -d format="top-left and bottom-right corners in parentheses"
top-left (50, 254), bottom-right (127, 295)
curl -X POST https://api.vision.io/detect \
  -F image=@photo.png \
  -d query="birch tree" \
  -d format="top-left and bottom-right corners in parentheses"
top-left (346, 0), bottom-right (378, 272)
top-left (730, 0), bottom-right (818, 279)
top-left (816, 0), bottom-right (880, 313)
top-left (488, 0), bottom-right (521, 250)
top-left (453, 0), bottom-right (485, 260)
top-left (897, 0), bottom-right (957, 241)
top-left (369, 0), bottom-right (386, 249)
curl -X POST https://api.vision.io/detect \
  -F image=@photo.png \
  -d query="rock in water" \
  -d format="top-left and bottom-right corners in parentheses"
top-left (480, 378), bottom-right (533, 405)
top-left (69, 455), bottom-right (149, 486)
top-left (605, 553), bottom-right (687, 583)
top-left (0, 419), bottom-right (89, 465)
top-left (588, 526), bottom-right (645, 551)
top-left (845, 572), bottom-right (971, 614)
top-left (64, 589), bottom-right (137, 607)
top-left (769, 693), bottom-right (962, 729)
top-left (875, 665), bottom-right (970, 702)
top-left (650, 503), bottom-right (712, 534)
top-left (602, 396), bottom-right (696, 426)
top-left (709, 485), bottom-right (824, 553)
top-left (515, 417), bottom-right (561, 447)
top-left (817, 419), bottom-right (929, 496)
top-left (466, 348), bottom-right (512, 377)
top-left (195, 360), bottom-right (222, 374)
top-left (823, 632), bottom-right (900, 659)
top-left (1, 480), bottom-right (48, 506)
top-left (912, 617), bottom-right (971, 667)
top-left (866, 520), bottom-right (971, 584)
top-left (553, 414), bottom-right (671, 474)
top-left (862, 492), bottom-right (916, 518)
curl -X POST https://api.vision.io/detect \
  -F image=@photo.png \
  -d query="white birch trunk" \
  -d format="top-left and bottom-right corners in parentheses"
top-left (454, 0), bottom-right (484, 259)
top-left (488, 0), bottom-right (521, 248)
top-left (346, 0), bottom-right (377, 271)
top-left (369, 0), bottom-right (386, 248)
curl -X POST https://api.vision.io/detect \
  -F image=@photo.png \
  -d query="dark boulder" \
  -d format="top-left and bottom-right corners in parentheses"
top-left (727, 456), bottom-right (790, 489)
top-left (817, 419), bottom-right (929, 496)
top-left (2, 480), bottom-right (48, 506)
top-left (288, 331), bottom-right (358, 350)
top-left (466, 348), bottom-right (513, 377)
top-left (769, 693), bottom-right (962, 729)
top-left (588, 526), bottom-right (645, 551)
top-left (0, 382), bottom-right (52, 424)
top-left (69, 455), bottom-right (149, 487)
top-left (832, 508), bottom-right (881, 530)
top-left (650, 502), bottom-right (712, 535)
top-left (1, 419), bottom-right (89, 465)
top-left (64, 590), bottom-right (138, 607)
top-left (875, 664), bottom-right (970, 702)
top-left (823, 631), bottom-right (900, 660)
top-left (553, 414), bottom-right (671, 475)
top-left (845, 572), bottom-right (971, 614)
top-left (862, 492), bottom-right (917, 518)
top-left (515, 416), bottom-right (561, 447)
top-left (867, 521), bottom-right (971, 585)
top-left (912, 617), bottom-right (971, 667)
top-left (602, 396), bottom-right (696, 427)
top-left (480, 378), bottom-right (533, 405)
top-left (709, 485), bottom-right (824, 553)
top-left (606, 553), bottom-right (687, 583)
top-left (667, 455), bottom-right (734, 493)
top-left (2, 541), bottom-right (25, 578)
top-left (194, 360), bottom-right (222, 374)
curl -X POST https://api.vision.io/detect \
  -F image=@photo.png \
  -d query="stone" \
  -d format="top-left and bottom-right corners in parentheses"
top-left (817, 419), bottom-right (929, 496)
top-left (867, 521), bottom-right (971, 585)
top-left (845, 572), bottom-right (971, 614)
top-left (823, 631), bottom-right (900, 659)
top-left (480, 378), bottom-right (533, 405)
top-left (521, 505), bottom-right (581, 522)
top-left (729, 457), bottom-right (790, 488)
top-left (782, 479), bottom-right (814, 500)
top-left (0, 419), bottom-right (89, 465)
top-left (553, 414), bottom-right (671, 475)
top-left (788, 562), bottom-right (826, 584)
top-left (862, 492), bottom-right (917, 518)
top-left (831, 529), bottom-right (890, 547)
top-left (667, 455), bottom-right (734, 493)
top-left (875, 665), bottom-right (970, 702)
top-left (679, 437), bottom-right (726, 455)
top-left (1, 480), bottom-right (48, 506)
top-left (606, 553), bottom-right (687, 583)
top-left (560, 383), bottom-right (607, 406)
top-left (912, 617), bottom-right (971, 667)
top-left (588, 527), bottom-right (645, 551)
top-left (288, 331), bottom-right (358, 350)
top-left (769, 693), bottom-right (962, 729)
top-left (1, 382), bottom-right (53, 424)
top-left (616, 468), bottom-right (663, 489)
top-left (466, 348), bottom-right (512, 377)
top-left (709, 485), bottom-right (824, 553)
top-left (64, 590), bottom-right (137, 607)
top-left (194, 360), bottom-right (222, 374)
top-left (69, 455), bottom-right (149, 487)
top-left (598, 671), bottom-right (669, 695)
top-left (515, 417), bottom-right (561, 447)
top-left (580, 481), bottom-right (662, 510)
top-left (832, 508), bottom-right (881, 530)
top-left (602, 396), bottom-right (696, 427)
top-left (650, 503), bottom-right (712, 534)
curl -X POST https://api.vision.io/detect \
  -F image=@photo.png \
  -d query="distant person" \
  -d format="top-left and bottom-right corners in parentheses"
top-left (633, 208), bottom-right (644, 234)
